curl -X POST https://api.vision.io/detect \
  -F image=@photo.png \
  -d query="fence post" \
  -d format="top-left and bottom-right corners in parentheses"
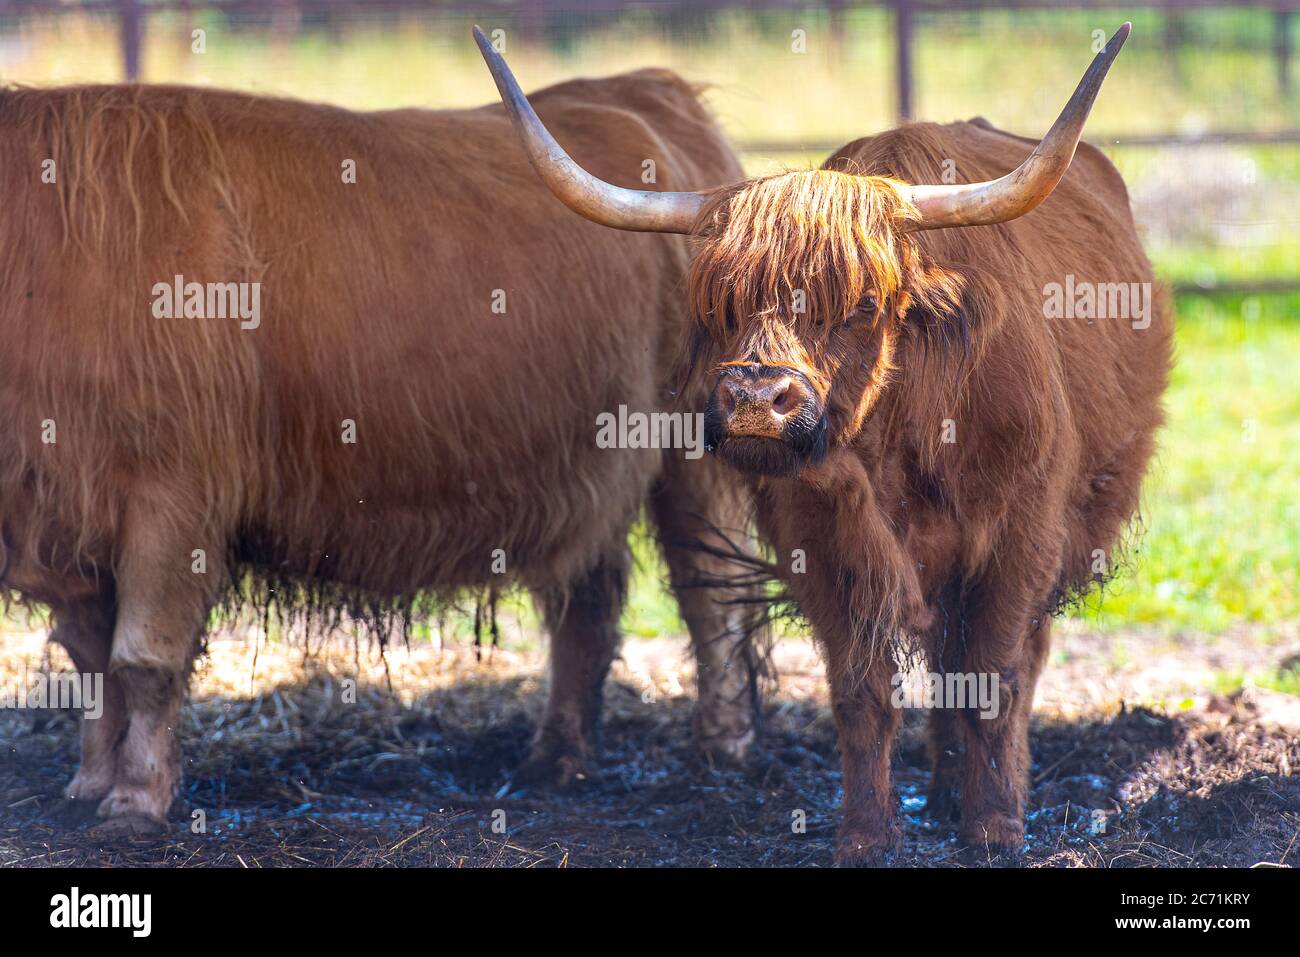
top-left (1278, 9), bottom-right (1293, 94)
top-left (827, 0), bottom-right (845, 66)
top-left (120, 0), bottom-right (142, 82)
top-left (272, 0), bottom-right (302, 53)
top-left (894, 0), bottom-right (915, 122)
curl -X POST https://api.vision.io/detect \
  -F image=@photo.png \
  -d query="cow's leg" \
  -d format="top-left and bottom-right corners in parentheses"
top-left (926, 708), bottom-right (963, 823)
top-left (956, 601), bottom-right (1052, 858)
top-left (94, 494), bottom-right (221, 833)
top-left (823, 635), bottom-right (903, 866)
top-left (650, 454), bottom-right (761, 763)
top-left (516, 550), bottom-right (627, 787)
top-left (925, 598), bottom-right (966, 823)
top-left (48, 597), bottom-right (127, 806)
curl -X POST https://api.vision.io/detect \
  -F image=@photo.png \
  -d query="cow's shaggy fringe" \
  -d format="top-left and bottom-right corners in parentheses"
top-left (685, 167), bottom-right (967, 392)
top-left (690, 170), bottom-right (918, 336)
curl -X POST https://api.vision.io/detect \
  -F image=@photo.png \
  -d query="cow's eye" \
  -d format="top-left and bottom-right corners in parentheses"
top-left (843, 296), bottom-right (878, 325)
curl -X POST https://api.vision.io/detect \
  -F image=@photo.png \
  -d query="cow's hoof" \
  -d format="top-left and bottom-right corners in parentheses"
top-left (959, 816), bottom-right (1025, 866)
top-left (88, 813), bottom-right (168, 841)
top-left (65, 767), bottom-right (115, 804)
top-left (512, 747), bottom-right (595, 790)
top-left (48, 798), bottom-right (101, 827)
top-left (95, 785), bottom-right (173, 827)
top-left (695, 730), bottom-right (756, 768)
top-left (834, 831), bottom-right (903, 868)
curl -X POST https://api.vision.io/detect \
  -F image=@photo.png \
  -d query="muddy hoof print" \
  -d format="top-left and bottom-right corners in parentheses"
top-left (88, 813), bottom-right (169, 842)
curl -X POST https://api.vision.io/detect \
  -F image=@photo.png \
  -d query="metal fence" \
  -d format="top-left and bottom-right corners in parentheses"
top-left (2, 0), bottom-right (1294, 142)
top-left (2, 0), bottom-right (1296, 293)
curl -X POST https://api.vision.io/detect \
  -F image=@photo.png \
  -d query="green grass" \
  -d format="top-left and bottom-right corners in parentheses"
top-left (1070, 294), bottom-right (1300, 635)
top-left (1211, 663), bottom-right (1300, 697)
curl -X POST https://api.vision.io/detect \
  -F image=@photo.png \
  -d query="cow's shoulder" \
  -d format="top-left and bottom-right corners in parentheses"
top-left (826, 118), bottom-right (1125, 200)
top-left (949, 117), bottom-right (1126, 196)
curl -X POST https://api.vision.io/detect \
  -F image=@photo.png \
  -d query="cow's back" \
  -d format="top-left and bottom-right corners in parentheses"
top-left (0, 74), bottom-right (742, 599)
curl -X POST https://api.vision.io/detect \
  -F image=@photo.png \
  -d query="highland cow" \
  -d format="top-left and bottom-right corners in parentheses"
top-left (479, 23), bottom-right (1173, 864)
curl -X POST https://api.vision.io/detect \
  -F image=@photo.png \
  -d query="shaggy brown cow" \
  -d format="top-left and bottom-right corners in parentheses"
top-left (480, 24), bottom-right (1173, 863)
top-left (0, 69), bottom-right (763, 832)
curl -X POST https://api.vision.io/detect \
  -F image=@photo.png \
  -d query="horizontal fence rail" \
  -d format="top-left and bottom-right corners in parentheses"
top-left (0, 0), bottom-right (1293, 108)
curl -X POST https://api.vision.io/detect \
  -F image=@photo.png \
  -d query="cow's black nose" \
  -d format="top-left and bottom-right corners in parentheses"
top-left (714, 366), bottom-right (816, 439)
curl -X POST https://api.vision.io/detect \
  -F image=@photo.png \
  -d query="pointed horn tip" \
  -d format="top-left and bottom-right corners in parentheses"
top-left (472, 25), bottom-right (492, 55)
top-left (903, 20), bottom-right (1131, 232)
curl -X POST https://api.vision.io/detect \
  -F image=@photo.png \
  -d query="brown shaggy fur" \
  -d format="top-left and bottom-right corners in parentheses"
top-left (681, 120), bottom-right (1173, 863)
top-left (0, 72), bottom-right (762, 827)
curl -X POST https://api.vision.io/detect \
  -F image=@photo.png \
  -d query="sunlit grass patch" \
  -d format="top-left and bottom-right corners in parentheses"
top-left (1070, 294), bottom-right (1299, 634)
top-left (1211, 663), bottom-right (1300, 697)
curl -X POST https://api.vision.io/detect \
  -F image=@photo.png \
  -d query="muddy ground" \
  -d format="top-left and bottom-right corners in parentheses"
top-left (2, 623), bottom-right (1298, 867)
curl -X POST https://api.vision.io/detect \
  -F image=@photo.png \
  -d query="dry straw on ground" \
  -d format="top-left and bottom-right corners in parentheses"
top-left (2, 621), bottom-right (1298, 867)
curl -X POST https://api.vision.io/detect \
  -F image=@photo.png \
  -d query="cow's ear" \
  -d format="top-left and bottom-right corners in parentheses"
top-left (899, 261), bottom-right (976, 361)
top-left (901, 262), bottom-right (966, 322)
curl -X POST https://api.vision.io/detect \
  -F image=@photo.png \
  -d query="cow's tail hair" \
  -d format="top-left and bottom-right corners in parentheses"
top-left (658, 518), bottom-right (799, 698)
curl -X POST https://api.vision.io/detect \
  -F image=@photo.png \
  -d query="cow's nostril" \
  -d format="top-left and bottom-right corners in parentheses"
top-left (771, 384), bottom-right (797, 416)
top-left (720, 383), bottom-right (739, 416)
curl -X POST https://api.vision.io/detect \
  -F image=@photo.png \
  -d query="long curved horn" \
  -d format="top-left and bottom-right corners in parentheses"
top-left (472, 25), bottom-right (707, 234)
top-left (902, 22), bottom-right (1131, 231)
